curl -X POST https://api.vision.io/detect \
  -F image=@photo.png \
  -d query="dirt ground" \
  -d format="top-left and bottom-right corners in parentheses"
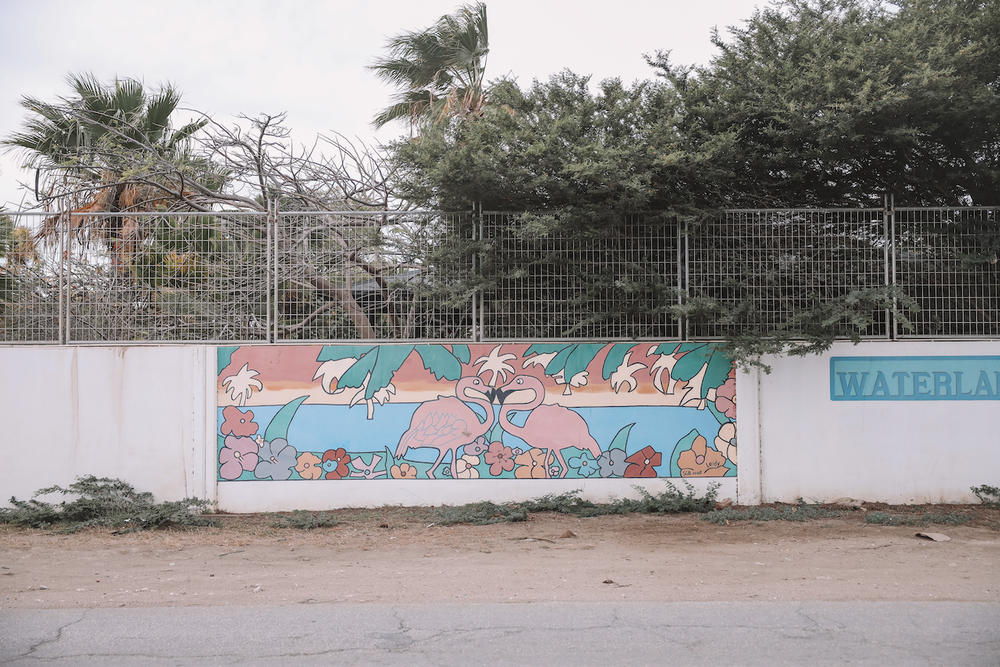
top-left (2, 505), bottom-right (998, 610)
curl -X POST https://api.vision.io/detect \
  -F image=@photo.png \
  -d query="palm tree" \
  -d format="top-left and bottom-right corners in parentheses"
top-left (369, 2), bottom-right (490, 130)
top-left (4, 72), bottom-right (207, 209)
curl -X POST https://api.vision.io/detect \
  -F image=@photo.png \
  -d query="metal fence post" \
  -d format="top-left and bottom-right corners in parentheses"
top-left (58, 210), bottom-right (66, 344)
top-left (682, 217), bottom-right (690, 341)
top-left (674, 216), bottom-right (687, 340)
top-left (889, 195), bottom-right (898, 340)
top-left (474, 202), bottom-right (483, 343)
top-left (63, 211), bottom-right (72, 344)
top-left (269, 203), bottom-right (279, 344)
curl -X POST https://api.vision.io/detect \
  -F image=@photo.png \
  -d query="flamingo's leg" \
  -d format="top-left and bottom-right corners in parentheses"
top-left (543, 448), bottom-right (556, 478)
top-left (554, 449), bottom-right (570, 478)
top-left (426, 448), bottom-right (451, 480)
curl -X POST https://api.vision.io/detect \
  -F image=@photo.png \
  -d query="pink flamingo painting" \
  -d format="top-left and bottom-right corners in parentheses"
top-left (497, 375), bottom-right (601, 478)
top-left (395, 376), bottom-right (495, 479)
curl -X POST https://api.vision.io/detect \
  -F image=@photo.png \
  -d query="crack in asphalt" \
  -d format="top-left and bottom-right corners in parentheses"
top-left (18, 610), bottom-right (88, 660)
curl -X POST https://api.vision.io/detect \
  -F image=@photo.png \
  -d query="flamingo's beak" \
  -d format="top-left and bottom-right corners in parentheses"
top-left (493, 387), bottom-right (514, 404)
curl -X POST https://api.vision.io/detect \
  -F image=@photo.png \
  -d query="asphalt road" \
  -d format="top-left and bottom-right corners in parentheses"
top-left (2, 601), bottom-right (998, 666)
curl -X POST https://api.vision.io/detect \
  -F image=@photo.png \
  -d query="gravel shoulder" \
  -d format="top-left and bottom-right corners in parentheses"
top-left (2, 506), bottom-right (998, 609)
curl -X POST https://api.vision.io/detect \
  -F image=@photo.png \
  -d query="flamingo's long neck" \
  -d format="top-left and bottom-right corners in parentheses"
top-left (474, 399), bottom-right (495, 434)
top-left (498, 389), bottom-right (542, 438)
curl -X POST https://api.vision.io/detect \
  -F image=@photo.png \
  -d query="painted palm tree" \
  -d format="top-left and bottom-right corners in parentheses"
top-left (369, 2), bottom-right (490, 130)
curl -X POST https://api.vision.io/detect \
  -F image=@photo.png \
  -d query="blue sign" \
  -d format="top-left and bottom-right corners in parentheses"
top-left (830, 356), bottom-right (1000, 401)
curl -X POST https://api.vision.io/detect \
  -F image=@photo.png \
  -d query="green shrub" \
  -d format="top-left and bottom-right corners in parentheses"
top-left (702, 499), bottom-right (844, 524)
top-left (971, 485), bottom-right (1000, 508)
top-left (0, 475), bottom-right (216, 533)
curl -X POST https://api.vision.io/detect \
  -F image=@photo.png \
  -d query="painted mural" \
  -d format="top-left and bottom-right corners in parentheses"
top-left (216, 343), bottom-right (737, 482)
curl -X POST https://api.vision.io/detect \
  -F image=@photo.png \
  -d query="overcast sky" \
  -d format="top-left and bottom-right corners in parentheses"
top-left (0, 0), bottom-right (759, 209)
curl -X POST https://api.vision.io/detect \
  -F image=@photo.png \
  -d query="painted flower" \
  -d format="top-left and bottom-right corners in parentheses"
top-left (715, 375), bottom-right (737, 419)
top-left (714, 422), bottom-right (737, 466)
top-left (454, 455), bottom-right (481, 479)
top-left (624, 445), bottom-right (662, 478)
top-left (390, 462), bottom-right (419, 479)
top-left (597, 448), bottom-right (628, 478)
top-left (350, 454), bottom-right (387, 480)
top-left (295, 452), bottom-right (324, 480)
top-left (464, 436), bottom-right (488, 457)
top-left (220, 406), bottom-right (259, 437)
top-left (514, 448), bottom-right (548, 479)
top-left (484, 441), bottom-right (516, 476)
top-left (254, 438), bottom-right (298, 480)
top-left (677, 435), bottom-right (728, 477)
top-left (321, 448), bottom-right (351, 480)
top-left (219, 435), bottom-right (259, 480)
top-left (568, 451), bottom-right (600, 478)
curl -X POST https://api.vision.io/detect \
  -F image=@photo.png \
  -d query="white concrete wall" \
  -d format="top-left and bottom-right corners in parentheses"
top-left (3, 342), bottom-right (996, 510)
top-left (0, 346), bottom-right (213, 506)
top-left (737, 340), bottom-right (1000, 504)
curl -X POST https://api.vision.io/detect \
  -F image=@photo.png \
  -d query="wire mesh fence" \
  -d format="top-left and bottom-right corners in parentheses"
top-left (274, 211), bottom-right (472, 341)
top-left (0, 211), bottom-right (61, 342)
top-left (893, 207), bottom-right (1000, 338)
top-left (0, 207), bottom-right (996, 344)
top-left (478, 212), bottom-right (680, 341)
top-left (687, 209), bottom-right (890, 339)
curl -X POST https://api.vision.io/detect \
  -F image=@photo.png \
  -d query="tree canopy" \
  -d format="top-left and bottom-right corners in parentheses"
top-left (387, 0), bottom-right (997, 364)
top-left (369, 2), bottom-right (490, 131)
top-left (393, 0), bottom-right (1000, 211)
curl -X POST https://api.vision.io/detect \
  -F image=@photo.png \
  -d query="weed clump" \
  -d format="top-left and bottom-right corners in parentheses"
top-left (435, 501), bottom-right (528, 525)
top-left (434, 481), bottom-right (719, 525)
top-left (864, 511), bottom-right (971, 526)
top-left (702, 499), bottom-right (845, 525)
top-left (269, 510), bottom-right (339, 530)
top-left (0, 475), bottom-right (216, 533)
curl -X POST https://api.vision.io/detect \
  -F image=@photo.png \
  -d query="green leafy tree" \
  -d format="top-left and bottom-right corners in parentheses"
top-left (370, 2), bottom-right (490, 130)
top-left (648, 0), bottom-right (1000, 207)
top-left (388, 1), bottom-right (1000, 365)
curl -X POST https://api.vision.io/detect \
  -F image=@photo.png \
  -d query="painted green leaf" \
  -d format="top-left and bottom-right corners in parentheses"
top-left (564, 343), bottom-right (606, 381)
top-left (707, 402), bottom-right (727, 425)
top-left (450, 344), bottom-right (471, 364)
top-left (702, 350), bottom-right (734, 395)
top-left (670, 343), bottom-right (733, 399)
top-left (547, 345), bottom-right (576, 375)
top-left (338, 351), bottom-right (377, 388)
top-left (264, 396), bottom-right (308, 442)
top-left (316, 345), bottom-right (376, 362)
top-left (602, 343), bottom-right (638, 380)
top-left (650, 342), bottom-right (681, 357)
top-left (670, 343), bottom-right (712, 382)
top-left (608, 422), bottom-right (635, 452)
top-left (486, 422), bottom-right (505, 443)
top-left (669, 429), bottom-right (701, 477)
top-left (415, 345), bottom-right (463, 381)
top-left (217, 346), bottom-right (238, 375)
top-left (524, 343), bottom-right (573, 359)
top-left (366, 345), bottom-right (415, 399)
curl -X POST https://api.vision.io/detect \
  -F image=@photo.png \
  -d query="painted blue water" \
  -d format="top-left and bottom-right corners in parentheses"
top-left (219, 402), bottom-right (726, 464)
